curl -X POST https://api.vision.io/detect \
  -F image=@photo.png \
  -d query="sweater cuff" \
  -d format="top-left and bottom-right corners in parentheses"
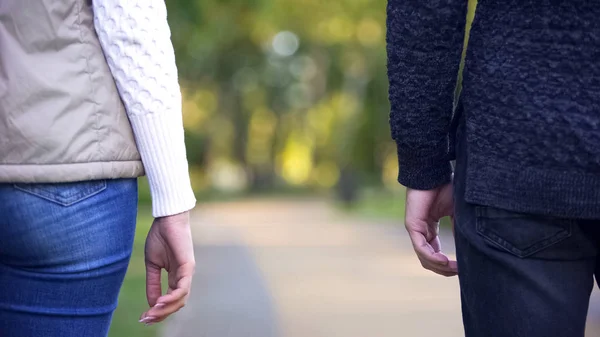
top-left (396, 143), bottom-right (453, 190)
top-left (129, 112), bottom-right (196, 217)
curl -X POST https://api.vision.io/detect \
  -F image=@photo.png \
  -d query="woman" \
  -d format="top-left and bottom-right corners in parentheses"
top-left (0, 0), bottom-right (196, 335)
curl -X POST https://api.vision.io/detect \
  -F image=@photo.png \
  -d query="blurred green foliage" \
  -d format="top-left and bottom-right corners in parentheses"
top-left (163, 0), bottom-right (478, 201)
top-left (166, 0), bottom-right (395, 199)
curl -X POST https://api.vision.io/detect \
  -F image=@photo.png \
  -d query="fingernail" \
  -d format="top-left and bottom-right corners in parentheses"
top-left (139, 316), bottom-right (156, 323)
top-left (153, 303), bottom-right (165, 309)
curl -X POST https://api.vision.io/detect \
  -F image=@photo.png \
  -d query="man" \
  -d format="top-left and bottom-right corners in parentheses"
top-left (387, 1), bottom-right (600, 336)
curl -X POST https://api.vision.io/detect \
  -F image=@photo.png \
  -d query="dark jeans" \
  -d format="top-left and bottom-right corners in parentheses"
top-left (453, 126), bottom-right (600, 337)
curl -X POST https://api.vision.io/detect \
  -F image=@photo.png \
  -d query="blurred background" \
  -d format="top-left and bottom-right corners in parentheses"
top-left (107, 0), bottom-right (600, 336)
top-left (152, 0), bottom-right (403, 207)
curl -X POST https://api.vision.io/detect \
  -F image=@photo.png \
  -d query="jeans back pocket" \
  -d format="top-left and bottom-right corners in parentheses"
top-left (475, 206), bottom-right (573, 258)
top-left (14, 180), bottom-right (107, 206)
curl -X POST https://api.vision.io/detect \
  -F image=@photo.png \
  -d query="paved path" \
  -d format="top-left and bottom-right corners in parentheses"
top-left (163, 199), bottom-right (600, 337)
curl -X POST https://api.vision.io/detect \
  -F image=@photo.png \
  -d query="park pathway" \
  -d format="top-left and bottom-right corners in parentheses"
top-left (163, 199), bottom-right (600, 337)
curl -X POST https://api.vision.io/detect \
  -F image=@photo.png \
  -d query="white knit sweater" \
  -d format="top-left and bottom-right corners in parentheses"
top-left (92, 0), bottom-right (196, 217)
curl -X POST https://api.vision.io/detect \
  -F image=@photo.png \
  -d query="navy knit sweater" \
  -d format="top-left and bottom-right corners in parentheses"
top-left (387, 0), bottom-right (600, 219)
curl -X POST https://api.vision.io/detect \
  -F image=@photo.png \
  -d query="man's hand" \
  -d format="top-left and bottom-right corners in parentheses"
top-left (405, 184), bottom-right (458, 277)
top-left (140, 211), bottom-right (195, 325)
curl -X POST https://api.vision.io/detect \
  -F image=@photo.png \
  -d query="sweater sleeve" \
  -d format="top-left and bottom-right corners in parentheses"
top-left (92, 0), bottom-right (196, 217)
top-left (386, 0), bottom-right (468, 190)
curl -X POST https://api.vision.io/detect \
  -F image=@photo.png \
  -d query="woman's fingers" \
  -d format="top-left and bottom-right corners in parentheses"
top-left (145, 260), bottom-right (162, 308)
top-left (141, 265), bottom-right (194, 324)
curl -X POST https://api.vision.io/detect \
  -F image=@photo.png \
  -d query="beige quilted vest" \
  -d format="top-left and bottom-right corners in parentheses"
top-left (0, 0), bottom-right (144, 183)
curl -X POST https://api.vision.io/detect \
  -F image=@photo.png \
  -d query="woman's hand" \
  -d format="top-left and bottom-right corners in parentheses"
top-left (139, 211), bottom-right (195, 325)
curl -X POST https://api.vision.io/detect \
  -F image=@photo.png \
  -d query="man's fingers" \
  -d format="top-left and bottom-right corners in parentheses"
top-left (408, 230), bottom-right (448, 265)
top-left (446, 259), bottom-right (458, 272)
top-left (431, 269), bottom-right (458, 277)
top-left (429, 235), bottom-right (442, 253)
top-left (145, 261), bottom-right (162, 307)
top-left (419, 253), bottom-right (458, 275)
top-left (408, 229), bottom-right (458, 276)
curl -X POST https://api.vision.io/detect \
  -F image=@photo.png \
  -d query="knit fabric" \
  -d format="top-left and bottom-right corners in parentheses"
top-left (93, 0), bottom-right (196, 217)
top-left (387, 0), bottom-right (600, 219)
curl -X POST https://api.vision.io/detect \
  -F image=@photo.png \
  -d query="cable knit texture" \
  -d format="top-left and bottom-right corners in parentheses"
top-left (93, 0), bottom-right (196, 217)
top-left (388, 0), bottom-right (600, 219)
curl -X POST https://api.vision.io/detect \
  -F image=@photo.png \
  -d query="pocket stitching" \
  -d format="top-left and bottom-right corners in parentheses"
top-left (13, 181), bottom-right (107, 206)
top-left (476, 217), bottom-right (573, 258)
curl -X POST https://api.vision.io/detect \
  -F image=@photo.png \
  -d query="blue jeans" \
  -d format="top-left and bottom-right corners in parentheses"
top-left (0, 179), bottom-right (138, 337)
top-left (453, 123), bottom-right (600, 337)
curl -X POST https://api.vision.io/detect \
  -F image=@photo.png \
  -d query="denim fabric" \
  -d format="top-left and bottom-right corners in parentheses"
top-left (0, 179), bottom-right (138, 337)
top-left (453, 121), bottom-right (600, 337)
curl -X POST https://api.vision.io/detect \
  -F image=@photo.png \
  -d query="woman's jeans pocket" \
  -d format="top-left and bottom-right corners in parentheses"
top-left (13, 180), bottom-right (107, 206)
top-left (475, 206), bottom-right (577, 259)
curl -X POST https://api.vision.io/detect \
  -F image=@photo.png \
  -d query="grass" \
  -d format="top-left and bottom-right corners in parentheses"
top-left (350, 187), bottom-right (407, 220)
top-left (108, 206), bottom-right (159, 337)
top-left (349, 187), bottom-right (452, 227)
